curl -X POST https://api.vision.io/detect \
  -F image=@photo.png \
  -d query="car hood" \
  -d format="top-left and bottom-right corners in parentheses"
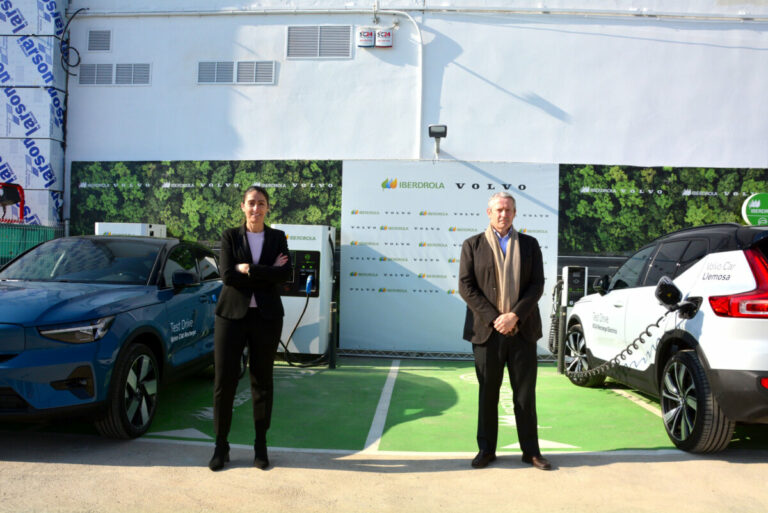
top-left (0, 280), bottom-right (160, 326)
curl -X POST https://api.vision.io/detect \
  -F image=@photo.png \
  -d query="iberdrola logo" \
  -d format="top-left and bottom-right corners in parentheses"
top-left (350, 241), bottom-right (359, 246)
top-left (382, 178), bottom-right (398, 189)
top-left (448, 258), bottom-right (458, 263)
top-left (447, 289), bottom-right (458, 295)
top-left (418, 273), bottom-right (426, 278)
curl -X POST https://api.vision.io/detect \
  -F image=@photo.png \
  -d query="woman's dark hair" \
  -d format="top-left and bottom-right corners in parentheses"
top-left (242, 185), bottom-right (270, 206)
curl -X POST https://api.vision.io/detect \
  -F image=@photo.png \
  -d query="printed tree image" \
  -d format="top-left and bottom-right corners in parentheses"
top-left (71, 160), bottom-right (341, 242)
top-left (559, 164), bottom-right (768, 255)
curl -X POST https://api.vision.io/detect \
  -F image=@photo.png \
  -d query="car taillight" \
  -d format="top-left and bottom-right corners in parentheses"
top-left (761, 377), bottom-right (768, 390)
top-left (709, 248), bottom-right (768, 318)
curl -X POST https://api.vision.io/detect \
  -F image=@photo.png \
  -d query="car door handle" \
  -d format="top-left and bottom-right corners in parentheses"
top-left (199, 295), bottom-right (209, 303)
top-left (613, 303), bottom-right (624, 308)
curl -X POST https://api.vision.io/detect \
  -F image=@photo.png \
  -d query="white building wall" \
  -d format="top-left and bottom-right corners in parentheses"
top-left (61, 1), bottom-right (768, 354)
top-left (66, 13), bottom-right (421, 162)
top-left (65, 1), bottom-right (768, 168)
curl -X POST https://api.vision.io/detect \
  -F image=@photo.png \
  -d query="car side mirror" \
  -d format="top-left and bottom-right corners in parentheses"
top-left (593, 275), bottom-right (610, 296)
top-left (655, 276), bottom-right (682, 309)
top-left (172, 270), bottom-right (200, 290)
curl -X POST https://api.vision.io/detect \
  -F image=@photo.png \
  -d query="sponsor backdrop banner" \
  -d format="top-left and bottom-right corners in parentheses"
top-left (70, 160), bottom-right (341, 241)
top-left (559, 164), bottom-right (768, 256)
top-left (340, 160), bottom-right (558, 354)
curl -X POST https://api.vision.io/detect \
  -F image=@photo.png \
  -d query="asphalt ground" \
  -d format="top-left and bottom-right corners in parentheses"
top-left (2, 357), bottom-right (767, 512)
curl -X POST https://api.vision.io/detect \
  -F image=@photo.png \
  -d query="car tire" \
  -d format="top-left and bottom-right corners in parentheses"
top-left (564, 324), bottom-right (606, 388)
top-left (95, 343), bottom-right (159, 439)
top-left (660, 350), bottom-right (734, 453)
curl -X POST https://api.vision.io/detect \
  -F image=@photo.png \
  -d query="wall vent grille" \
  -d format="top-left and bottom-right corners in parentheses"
top-left (79, 63), bottom-right (113, 85)
top-left (287, 26), bottom-right (351, 58)
top-left (88, 30), bottom-right (111, 51)
top-left (198, 61), bottom-right (235, 83)
top-left (115, 64), bottom-right (151, 85)
top-left (319, 26), bottom-right (352, 57)
top-left (80, 63), bottom-right (151, 85)
top-left (237, 61), bottom-right (275, 84)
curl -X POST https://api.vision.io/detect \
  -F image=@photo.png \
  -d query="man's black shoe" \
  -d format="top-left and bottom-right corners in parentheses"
top-left (471, 451), bottom-right (497, 469)
top-left (521, 454), bottom-right (552, 471)
top-left (208, 443), bottom-right (230, 471)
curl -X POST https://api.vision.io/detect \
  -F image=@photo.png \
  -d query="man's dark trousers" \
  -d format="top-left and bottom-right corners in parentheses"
top-left (473, 330), bottom-right (540, 456)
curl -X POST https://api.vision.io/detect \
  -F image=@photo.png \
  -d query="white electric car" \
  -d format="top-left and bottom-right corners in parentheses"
top-left (564, 223), bottom-right (768, 453)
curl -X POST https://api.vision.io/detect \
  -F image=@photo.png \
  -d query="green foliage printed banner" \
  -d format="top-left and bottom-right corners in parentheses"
top-left (71, 160), bottom-right (342, 242)
top-left (559, 164), bottom-right (768, 255)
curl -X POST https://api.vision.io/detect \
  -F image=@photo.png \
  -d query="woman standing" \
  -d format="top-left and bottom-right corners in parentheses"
top-left (209, 186), bottom-right (291, 471)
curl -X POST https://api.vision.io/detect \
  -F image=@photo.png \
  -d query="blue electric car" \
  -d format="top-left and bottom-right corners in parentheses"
top-left (0, 235), bottom-right (222, 438)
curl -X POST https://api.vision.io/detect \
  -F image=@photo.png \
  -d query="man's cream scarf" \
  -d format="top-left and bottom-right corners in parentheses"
top-left (484, 224), bottom-right (521, 314)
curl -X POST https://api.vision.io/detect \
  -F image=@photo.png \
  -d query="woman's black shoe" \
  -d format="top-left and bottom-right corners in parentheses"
top-left (208, 443), bottom-right (230, 471)
top-left (254, 441), bottom-right (270, 470)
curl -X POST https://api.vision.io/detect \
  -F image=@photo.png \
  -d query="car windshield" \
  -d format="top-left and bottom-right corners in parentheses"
top-left (0, 238), bottom-right (160, 284)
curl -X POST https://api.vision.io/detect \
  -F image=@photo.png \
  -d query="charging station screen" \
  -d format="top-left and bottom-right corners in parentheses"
top-left (281, 250), bottom-right (320, 297)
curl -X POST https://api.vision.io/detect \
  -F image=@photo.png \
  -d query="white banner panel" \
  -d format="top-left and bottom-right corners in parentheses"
top-left (340, 160), bottom-right (559, 354)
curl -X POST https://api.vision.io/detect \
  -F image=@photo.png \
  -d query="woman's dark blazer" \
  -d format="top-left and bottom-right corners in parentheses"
top-left (458, 231), bottom-right (544, 345)
top-left (214, 224), bottom-right (292, 321)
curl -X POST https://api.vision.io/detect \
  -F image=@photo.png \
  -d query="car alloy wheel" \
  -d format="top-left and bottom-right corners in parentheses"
top-left (660, 350), bottom-right (734, 452)
top-left (124, 353), bottom-right (158, 431)
top-left (95, 343), bottom-right (159, 439)
top-left (564, 324), bottom-right (605, 388)
top-left (661, 357), bottom-right (697, 442)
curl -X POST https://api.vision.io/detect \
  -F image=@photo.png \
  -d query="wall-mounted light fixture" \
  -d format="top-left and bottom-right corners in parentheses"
top-left (428, 124), bottom-right (447, 158)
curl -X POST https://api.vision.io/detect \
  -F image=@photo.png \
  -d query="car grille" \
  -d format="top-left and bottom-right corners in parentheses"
top-left (0, 387), bottom-right (29, 411)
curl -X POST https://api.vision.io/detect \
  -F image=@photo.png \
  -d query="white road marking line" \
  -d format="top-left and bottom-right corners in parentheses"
top-left (136, 437), bottom-right (688, 459)
top-left (610, 388), bottom-right (662, 418)
top-left (361, 359), bottom-right (400, 453)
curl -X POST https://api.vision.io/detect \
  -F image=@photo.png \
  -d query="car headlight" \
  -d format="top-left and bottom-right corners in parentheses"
top-left (38, 316), bottom-right (115, 343)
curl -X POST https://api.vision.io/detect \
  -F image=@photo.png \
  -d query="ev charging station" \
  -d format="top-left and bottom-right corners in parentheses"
top-left (561, 266), bottom-right (589, 309)
top-left (553, 266), bottom-right (589, 368)
top-left (271, 224), bottom-right (335, 356)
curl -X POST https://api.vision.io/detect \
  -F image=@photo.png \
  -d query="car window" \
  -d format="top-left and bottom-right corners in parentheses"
top-left (0, 238), bottom-right (159, 284)
top-left (676, 239), bottom-right (709, 277)
top-left (644, 240), bottom-right (689, 286)
top-left (609, 245), bottom-right (655, 290)
top-left (196, 250), bottom-right (220, 281)
top-left (162, 246), bottom-right (197, 288)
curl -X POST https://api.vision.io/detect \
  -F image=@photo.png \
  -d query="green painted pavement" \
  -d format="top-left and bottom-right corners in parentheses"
top-left (149, 359), bottom-right (392, 450)
top-left (5, 357), bottom-right (766, 453)
top-left (378, 361), bottom-right (673, 452)
top-left (148, 358), bottom-right (681, 453)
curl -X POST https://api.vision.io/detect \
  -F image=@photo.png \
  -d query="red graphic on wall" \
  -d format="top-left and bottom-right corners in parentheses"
top-left (0, 183), bottom-right (25, 223)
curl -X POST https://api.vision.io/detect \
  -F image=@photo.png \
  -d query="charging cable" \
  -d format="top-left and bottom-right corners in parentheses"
top-left (279, 275), bottom-right (331, 368)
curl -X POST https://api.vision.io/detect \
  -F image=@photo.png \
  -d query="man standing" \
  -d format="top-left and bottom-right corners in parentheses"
top-left (458, 192), bottom-right (552, 470)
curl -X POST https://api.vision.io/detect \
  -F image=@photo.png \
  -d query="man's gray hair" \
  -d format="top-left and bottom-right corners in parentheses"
top-left (487, 191), bottom-right (516, 208)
